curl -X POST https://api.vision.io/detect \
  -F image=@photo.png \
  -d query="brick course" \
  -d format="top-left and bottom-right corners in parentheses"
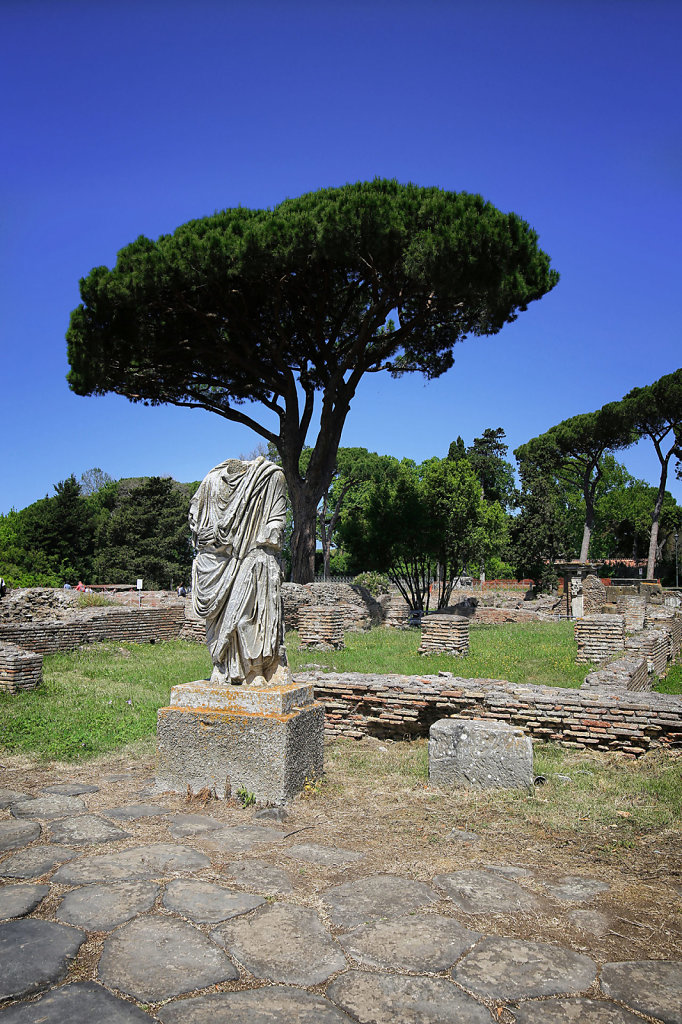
top-left (295, 671), bottom-right (682, 756)
top-left (0, 607), bottom-right (185, 655)
top-left (0, 642), bottom-right (43, 693)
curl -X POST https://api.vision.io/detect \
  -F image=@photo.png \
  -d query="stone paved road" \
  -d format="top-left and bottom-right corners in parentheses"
top-left (1, 775), bottom-right (681, 1023)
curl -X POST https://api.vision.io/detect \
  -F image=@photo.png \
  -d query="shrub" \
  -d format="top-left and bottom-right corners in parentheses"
top-left (76, 593), bottom-right (117, 608)
top-left (353, 571), bottom-right (391, 597)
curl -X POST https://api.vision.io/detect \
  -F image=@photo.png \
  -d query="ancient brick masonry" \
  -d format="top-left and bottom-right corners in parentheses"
top-left (0, 642), bottom-right (43, 693)
top-left (0, 607), bottom-right (186, 655)
top-left (282, 583), bottom-right (384, 632)
top-left (298, 606), bottom-right (345, 650)
top-left (582, 574), bottom-right (607, 615)
top-left (582, 656), bottom-right (650, 693)
top-left (575, 614), bottom-right (625, 663)
top-left (617, 595), bottom-right (647, 632)
top-left (418, 615), bottom-right (469, 655)
top-left (645, 608), bottom-right (682, 661)
top-left (625, 630), bottom-right (670, 678)
top-left (295, 671), bottom-right (682, 756)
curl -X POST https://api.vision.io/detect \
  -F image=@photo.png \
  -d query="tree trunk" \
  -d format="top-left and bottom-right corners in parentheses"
top-left (579, 522), bottom-right (592, 563)
top-left (579, 470), bottom-right (597, 563)
top-left (646, 482), bottom-right (666, 581)
top-left (289, 488), bottom-right (319, 584)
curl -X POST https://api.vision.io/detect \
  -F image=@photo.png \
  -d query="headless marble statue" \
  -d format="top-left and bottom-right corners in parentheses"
top-left (189, 456), bottom-right (288, 687)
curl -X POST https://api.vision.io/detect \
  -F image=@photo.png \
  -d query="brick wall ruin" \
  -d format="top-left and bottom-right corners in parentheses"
top-left (297, 670), bottom-right (682, 756)
top-left (582, 656), bottom-right (650, 693)
top-left (616, 596), bottom-right (647, 632)
top-left (0, 642), bottom-right (43, 694)
top-left (418, 615), bottom-right (469, 655)
top-left (574, 614), bottom-right (626, 663)
top-left (282, 582), bottom-right (385, 632)
top-left (0, 606), bottom-right (185, 655)
top-left (298, 605), bottom-right (345, 650)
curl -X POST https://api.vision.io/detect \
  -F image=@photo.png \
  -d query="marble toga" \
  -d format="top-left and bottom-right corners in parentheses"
top-left (189, 456), bottom-right (287, 686)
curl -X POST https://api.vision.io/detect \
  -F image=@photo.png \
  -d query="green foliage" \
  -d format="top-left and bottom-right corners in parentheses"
top-left (464, 427), bottom-right (517, 510)
top-left (93, 476), bottom-right (192, 588)
top-left (75, 593), bottom-right (116, 608)
top-left (339, 455), bottom-right (505, 609)
top-left (352, 571), bottom-right (391, 596)
top-left (2, 476), bottom-right (95, 584)
top-left (511, 464), bottom-right (568, 589)
top-left (236, 786), bottom-right (256, 807)
top-left (624, 368), bottom-right (682, 578)
top-left (515, 401), bottom-right (638, 564)
top-left (67, 179), bottom-right (558, 581)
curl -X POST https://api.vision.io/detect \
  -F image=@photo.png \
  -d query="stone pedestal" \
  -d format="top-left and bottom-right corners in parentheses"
top-left (156, 680), bottom-right (324, 804)
top-left (429, 718), bottom-right (532, 789)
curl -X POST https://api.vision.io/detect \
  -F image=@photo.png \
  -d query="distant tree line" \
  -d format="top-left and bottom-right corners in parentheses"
top-left (0, 471), bottom-right (198, 590)
top-left (2, 371), bottom-right (681, 597)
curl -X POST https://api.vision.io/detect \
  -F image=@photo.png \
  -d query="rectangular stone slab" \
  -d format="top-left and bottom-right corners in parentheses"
top-left (169, 679), bottom-right (314, 715)
top-left (156, 699), bottom-right (324, 804)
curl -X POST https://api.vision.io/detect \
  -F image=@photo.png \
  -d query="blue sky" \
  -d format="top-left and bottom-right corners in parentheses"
top-left (2, 0), bottom-right (681, 515)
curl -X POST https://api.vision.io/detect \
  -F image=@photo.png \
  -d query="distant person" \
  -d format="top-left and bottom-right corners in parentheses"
top-left (75, 581), bottom-right (86, 592)
top-left (177, 585), bottom-right (187, 597)
top-left (63, 582), bottom-right (72, 590)
top-left (0, 577), bottom-right (6, 598)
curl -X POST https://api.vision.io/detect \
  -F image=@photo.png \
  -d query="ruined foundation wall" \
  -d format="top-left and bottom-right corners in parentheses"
top-left (0, 642), bottom-right (43, 693)
top-left (582, 656), bottom-right (650, 693)
top-left (297, 671), bottom-right (682, 756)
top-left (0, 607), bottom-right (185, 655)
top-left (575, 614), bottom-right (625, 663)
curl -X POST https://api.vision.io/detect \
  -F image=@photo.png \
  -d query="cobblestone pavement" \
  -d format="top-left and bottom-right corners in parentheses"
top-left (0, 776), bottom-right (680, 1024)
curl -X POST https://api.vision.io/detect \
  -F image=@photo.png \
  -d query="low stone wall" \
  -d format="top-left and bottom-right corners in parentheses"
top-left (418, 615), bottom-right (469, 655)
top-left (625, 629), bottom-right (670, 678)
top-left (0, 642), bottom-right (43, 693)
top-left (575, 614), bottom-right (625, 663)
top-left (473, 607), bottom-right (548, 625)
top-left (582, 656), bottom-right (650, 693)
top-left (384, 592), bottom-right (412, 629)
top-left (644, 608), bottom-right (682, 660)
top-left (0, 607), bottom-right (185, 655)
top-left (617, 596), bottom-right (647, 632)
top-left (282, 582), bottom-right (384, 632)
top-left (296, 671), bottom-right (682, 756)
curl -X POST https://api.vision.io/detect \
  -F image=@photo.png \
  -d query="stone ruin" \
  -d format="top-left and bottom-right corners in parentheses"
top-left (575, 614), bottom-right (626, 664)
top-left (282, 582), bottom-right (385, 632)
top-left (582, 574), bottom-right (608, 615)
top-left (298, 605), bottom-right (345, 650)
top-left (616, 595), bottom-right (647, 632)
top-left (418, 614), bottom-right (469, 656)
top-left (582, 655), bottom-right (650, 693)
top-left (574, 575), bottom-right (682, 693)
top-left (645, 607), bottom-right (682, 661)
top-left (625, 629), bottom-right (671, 679)
top-left (0, 642), bottom-right (42, 694)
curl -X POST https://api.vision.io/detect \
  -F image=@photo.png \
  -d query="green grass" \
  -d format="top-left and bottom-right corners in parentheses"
top-left (657, 664), bottom-right (682, 694)
top-left (326, 737), bottom-right (682, 833)
top-left (0, 641), bottom-right (212, 761)
top-left (288, 620), bottom-right (589, 688)
top-left (1, 624), bottom-right (679, 762)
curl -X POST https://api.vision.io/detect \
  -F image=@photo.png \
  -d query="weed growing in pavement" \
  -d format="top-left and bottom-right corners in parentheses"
top-left (236, 786), bottom-right (256, 807)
